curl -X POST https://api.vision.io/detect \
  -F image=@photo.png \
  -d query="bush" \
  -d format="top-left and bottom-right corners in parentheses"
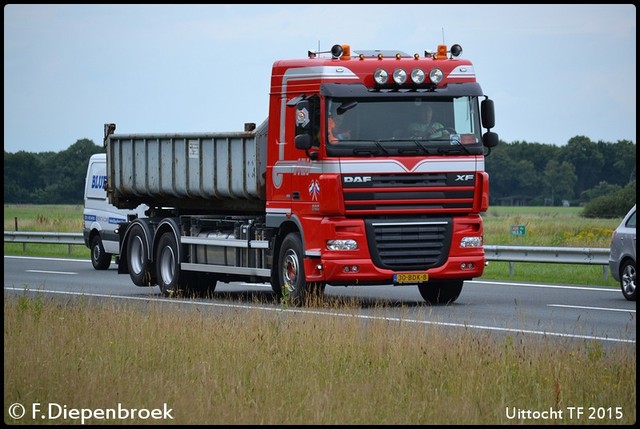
top-left (582, 182), bottom-right (636, 218)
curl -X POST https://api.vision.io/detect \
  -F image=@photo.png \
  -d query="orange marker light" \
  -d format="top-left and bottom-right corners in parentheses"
top-left (341, 44), bottom-right (351, 60)
top-left (437, 44), bottom-right (448, 59)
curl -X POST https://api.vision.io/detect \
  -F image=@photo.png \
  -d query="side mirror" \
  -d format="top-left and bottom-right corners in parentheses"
top-left (295, 134), bottom-right (312, 150)
top-left (483, 131), bottom-right (499, 148)
top-left (481, 99), bottom-right (495, 130)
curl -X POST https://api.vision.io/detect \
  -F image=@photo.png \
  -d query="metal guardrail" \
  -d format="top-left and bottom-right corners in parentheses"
top-left (4, 231), bottom-right (611, 279)
top-left (4, 231), bottom-right (85, 255)
top-left (483, 244), bottom-right (610, 280)
top-left (4, 231), bottom-right (85, 244)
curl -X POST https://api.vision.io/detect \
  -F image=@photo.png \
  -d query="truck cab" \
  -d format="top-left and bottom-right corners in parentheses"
top-left (265, 43), bottom-right (498, 303)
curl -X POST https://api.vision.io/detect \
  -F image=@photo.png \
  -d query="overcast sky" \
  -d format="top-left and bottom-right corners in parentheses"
top-left (4, 4), bottom-right (636, 153)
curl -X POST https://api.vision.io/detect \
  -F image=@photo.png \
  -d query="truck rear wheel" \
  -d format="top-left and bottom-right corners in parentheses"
top-left (90, 235), bottom-right (111, 270)
top-left (155, 231), bottom-right (195, 297)
top-left (417, 280), bottom-right (463, 304)
top-left (277, 232), bottom-right (325, 306)
top-left (127, 224), bottom-right (156, 286)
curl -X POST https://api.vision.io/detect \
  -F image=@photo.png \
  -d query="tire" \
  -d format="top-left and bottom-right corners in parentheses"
top-left (277, 232), bottom-right (325, 307)
top-left (155, 231), bottom-right (194, 297)
top-left (417, 280), bottom-right (463, 305)
top-left (90, 235), bottom-right (111, 270)
top-left (127, 223), bottom-right (156, 286)
top-left (619, 260), bottom-right (636, 301)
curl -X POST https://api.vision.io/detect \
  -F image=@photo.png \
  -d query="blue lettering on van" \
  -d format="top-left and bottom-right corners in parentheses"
top-left (91, 175), bottom-right (107, 189)
top-left (109, 217), bottom-right (126, 224)
top-left (84, 214), bottom-right (97, 222)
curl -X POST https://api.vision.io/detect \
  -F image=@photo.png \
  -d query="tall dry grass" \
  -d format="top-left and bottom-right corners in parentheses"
top-left (4, 294), bottom-right (636, 425)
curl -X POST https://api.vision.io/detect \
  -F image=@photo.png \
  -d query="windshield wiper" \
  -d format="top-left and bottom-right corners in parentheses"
top-left (346, 139), bottom-right (389, 155)
top-left (353, 148), bottom-right (380, 155)
top-left (372, 140), bottom-right (390, 155)
top-left (410, 139), bottom-right (431, 154)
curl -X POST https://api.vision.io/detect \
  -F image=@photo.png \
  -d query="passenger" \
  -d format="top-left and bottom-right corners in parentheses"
top-left (328, 113), bottom-right (351, 143)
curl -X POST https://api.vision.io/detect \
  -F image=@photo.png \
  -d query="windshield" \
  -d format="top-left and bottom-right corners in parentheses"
top-left (326, 96), bottom-right (483, 157)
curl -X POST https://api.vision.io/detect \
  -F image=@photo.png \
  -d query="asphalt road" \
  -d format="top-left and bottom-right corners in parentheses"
top-left (4, 255), bottom-right (636, 347)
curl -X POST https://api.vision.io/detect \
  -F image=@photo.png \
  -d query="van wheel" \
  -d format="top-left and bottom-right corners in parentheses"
top-left (127, 224), bottom-right (156, 286)
top-left (90, 235), bottom-right (111, 270)
top-left (417, 280), bottom-right (463, 304)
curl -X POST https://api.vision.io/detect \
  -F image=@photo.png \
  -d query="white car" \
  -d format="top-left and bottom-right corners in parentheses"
top-left (608, 204), bottom-right (636, 301)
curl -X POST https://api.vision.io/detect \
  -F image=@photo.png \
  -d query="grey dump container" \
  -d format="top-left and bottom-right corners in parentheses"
top-left (106, 120), bottom-right (268, 214)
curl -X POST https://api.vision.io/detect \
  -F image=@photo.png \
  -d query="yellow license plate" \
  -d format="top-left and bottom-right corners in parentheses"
top-left (393, 273), bottom-right (429, 284)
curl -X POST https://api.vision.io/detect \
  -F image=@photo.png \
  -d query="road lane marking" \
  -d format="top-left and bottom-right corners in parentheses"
top-left (549, 304), bottom-right (635, 313)
top-left (26, 270), bottom-right (77, 275)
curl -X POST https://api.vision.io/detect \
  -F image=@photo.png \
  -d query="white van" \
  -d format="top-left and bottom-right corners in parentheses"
top-left (83, 153), bottom-right (147, 270)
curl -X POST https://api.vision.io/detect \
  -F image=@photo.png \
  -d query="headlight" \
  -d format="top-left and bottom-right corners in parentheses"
top-left (429, 68), bottom-right (443, 84)
top-left (373, 68), bottom-right (388, 85)
top-left (392, 68), bottom-right (407, 84)
top-left (326, 239), bottom-right (358, 251)
top-left (411, 68), bottom-right (426, 84)
top-left (460, 236), bottom-right (483, 248)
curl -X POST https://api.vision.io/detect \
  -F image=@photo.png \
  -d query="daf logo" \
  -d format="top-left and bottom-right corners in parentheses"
top-left (455, 174), bottom-right (474, 182)
top-left (343, 176), bottom-right (372, 183)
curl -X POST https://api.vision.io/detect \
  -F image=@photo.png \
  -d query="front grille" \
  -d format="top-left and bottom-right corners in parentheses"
top-left (365, 218), bottom-right (452, 271)
top-left (343, 173), bottom-right (475, 214)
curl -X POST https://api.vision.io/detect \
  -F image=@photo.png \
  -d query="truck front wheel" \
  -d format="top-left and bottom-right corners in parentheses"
top-left (277, 233), bottom-right (325, 306)
top-left (127, 224), bottom-right (156, 286)
top-left (417, 280), bottom-right (463, 305)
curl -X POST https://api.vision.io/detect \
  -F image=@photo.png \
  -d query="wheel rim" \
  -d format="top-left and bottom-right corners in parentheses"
top-left (282, 249), bottom-right (299, 293)
top-left (130, 235), bottom-right (144, 274)
top-left (621, 264), bottom-right (636, 296)
top-left (92, 244), bottom-right (101, 261)
top-left (159, 244), bottom-right (176, 286)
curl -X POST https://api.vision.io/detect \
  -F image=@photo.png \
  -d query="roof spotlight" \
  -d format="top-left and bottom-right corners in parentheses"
top-left (450, 44), bottom-right (463, 57)
top-left (331, 44), bottom-right (344, 59)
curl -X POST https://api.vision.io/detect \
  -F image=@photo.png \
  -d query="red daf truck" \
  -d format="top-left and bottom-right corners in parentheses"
top-left (104, 42), bottom-right (498, 305)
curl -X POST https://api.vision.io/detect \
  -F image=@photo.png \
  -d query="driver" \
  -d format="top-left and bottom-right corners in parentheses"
top-left (408, 105), bottom-right (447, 139)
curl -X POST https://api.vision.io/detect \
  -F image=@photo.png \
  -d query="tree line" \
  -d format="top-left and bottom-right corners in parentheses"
top-left (4, 135), bottom-right (636, 218)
